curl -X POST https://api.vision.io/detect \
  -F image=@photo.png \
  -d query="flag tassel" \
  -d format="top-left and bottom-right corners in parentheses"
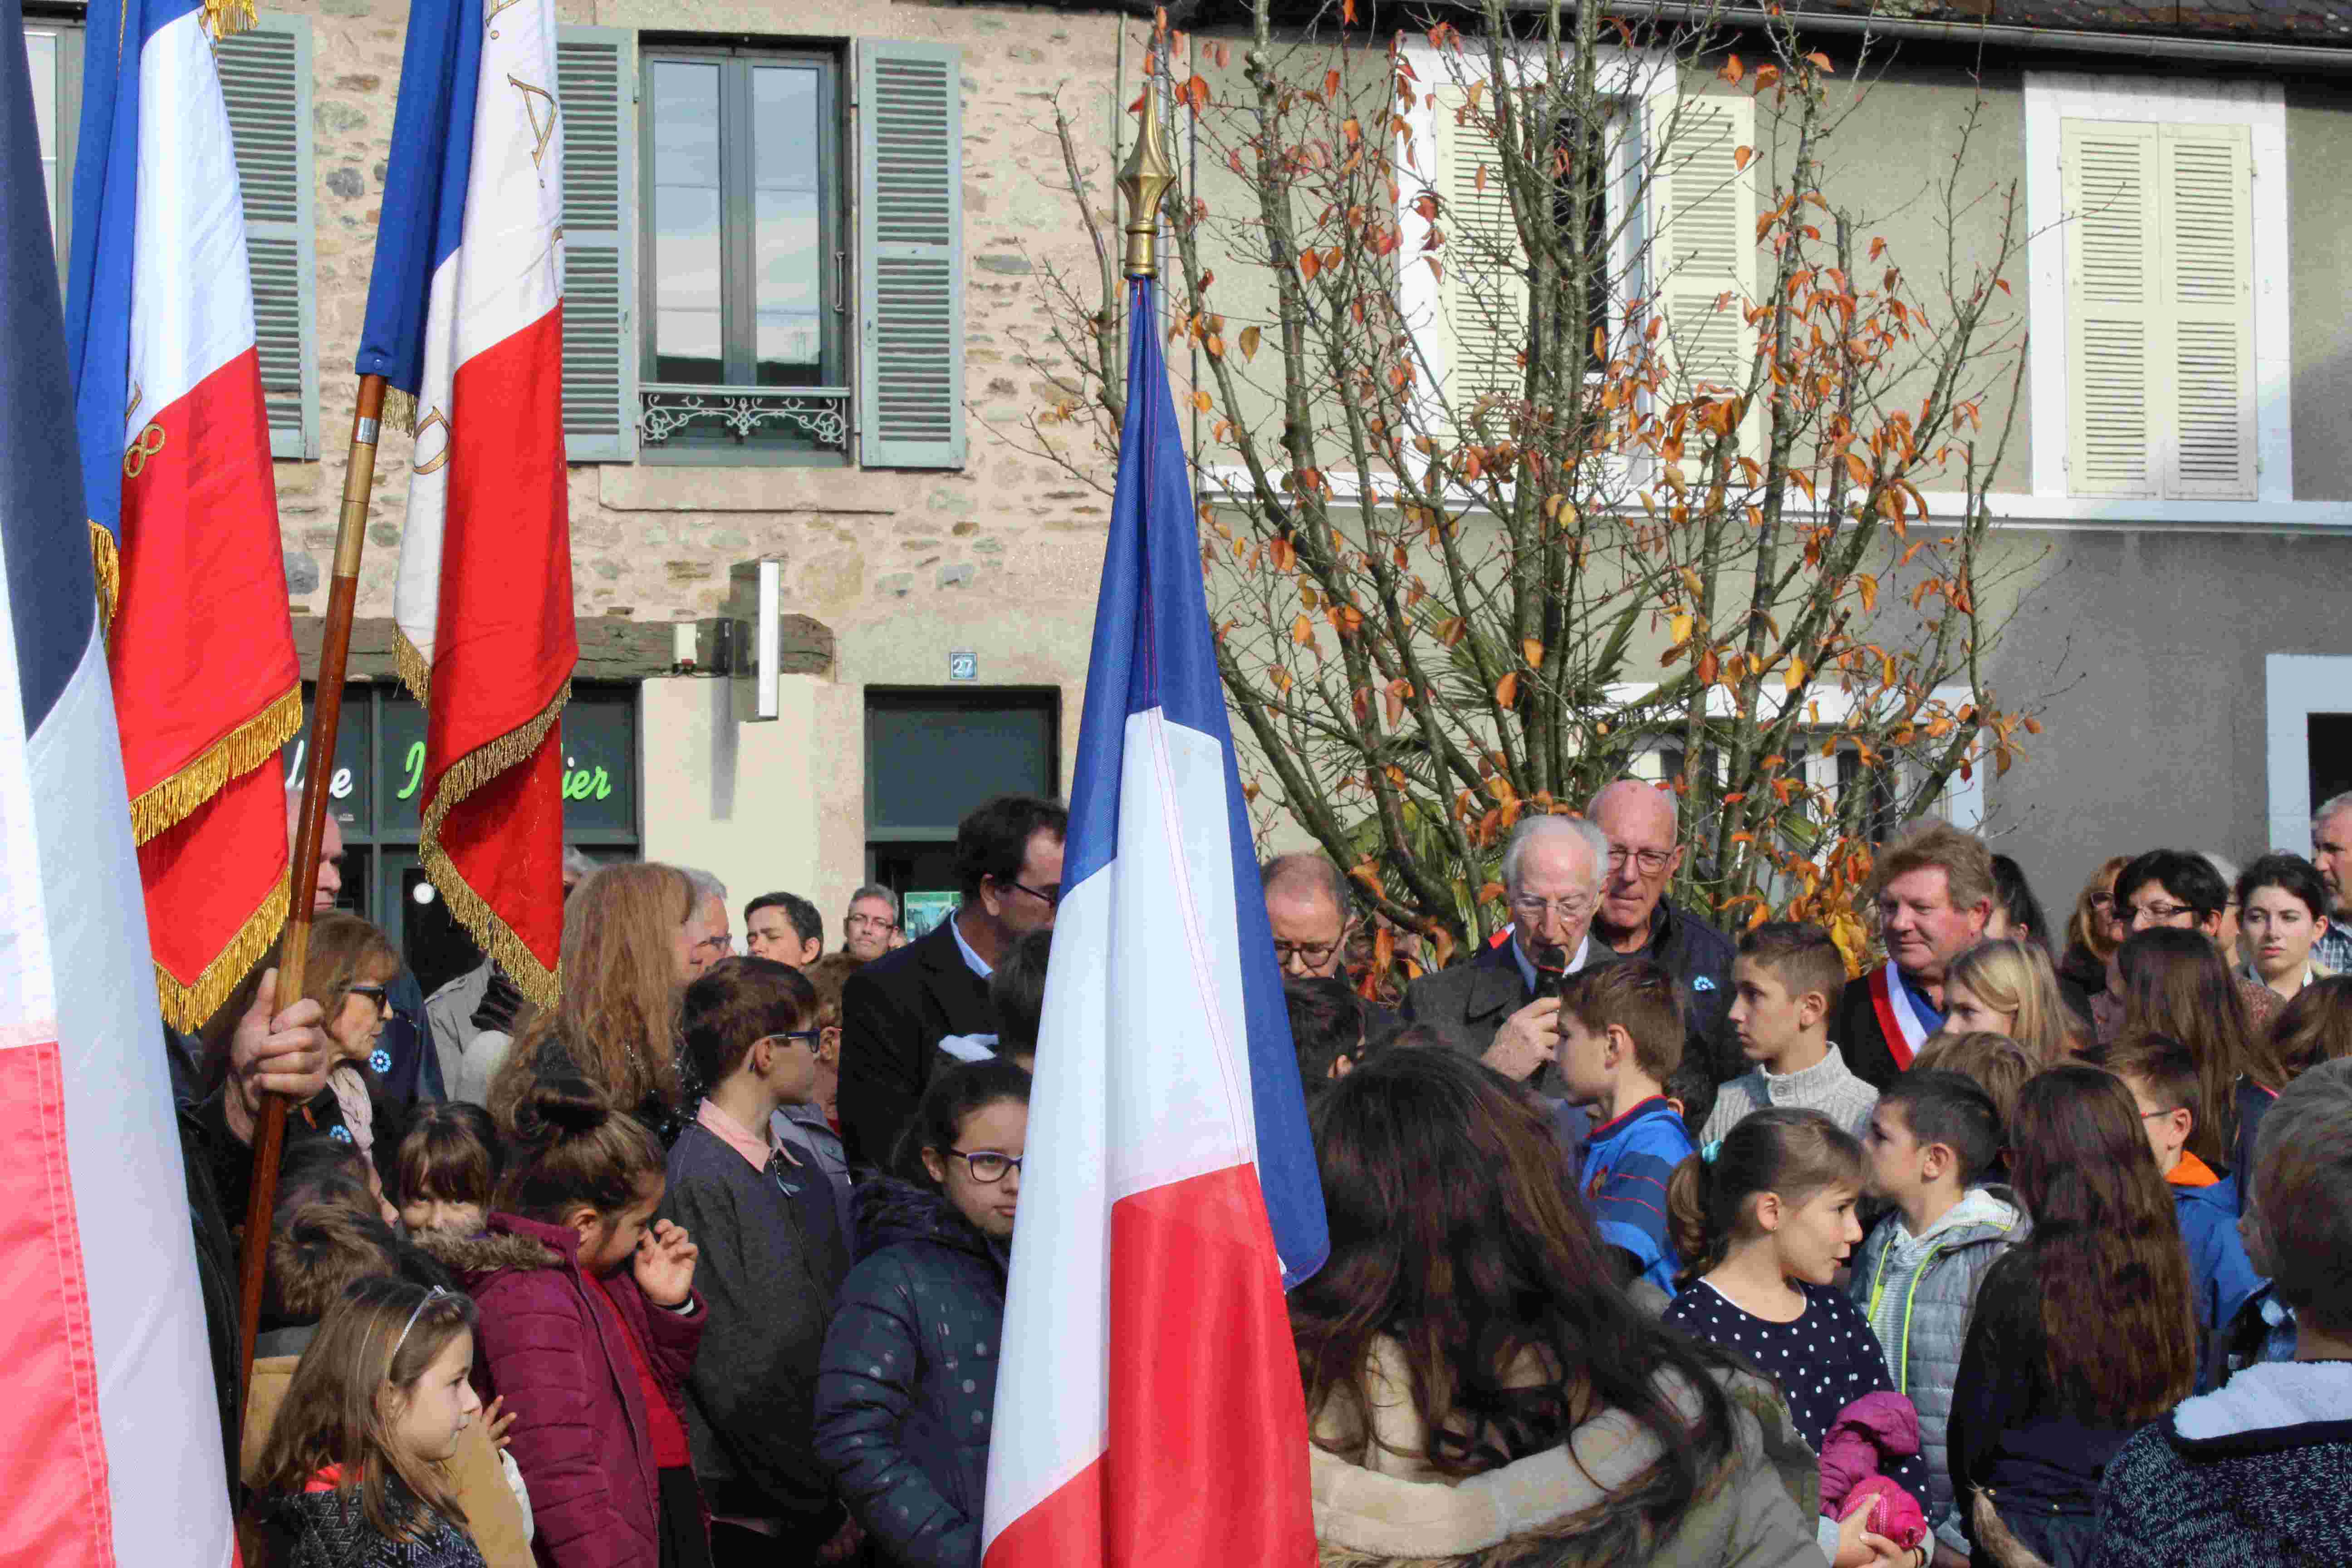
top-left (235, 372), bottom-right (385, 1429)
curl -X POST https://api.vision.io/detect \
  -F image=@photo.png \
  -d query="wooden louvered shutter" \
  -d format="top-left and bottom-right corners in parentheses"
top-left (1646, 92), bottom-right (1755, 448)
top-left (1431, 80), bottom-right (1526, 417)
top-left (2062, 119), bottom-right (2159, 498)
top-left (217, 16), bottom-right (316, 459)
top-left (856, 39), bottom-right (963, 468)
top-left (2159, 123), bottom-right (2254, 500)
top-left (556, 28), bottom-right (636, 462)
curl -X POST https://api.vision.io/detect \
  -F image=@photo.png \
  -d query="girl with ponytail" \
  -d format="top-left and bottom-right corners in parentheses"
top-left (425, 1078), bottom-right (709, 1568)
top-left (1661, 1110), bottom-right (1928, 1568)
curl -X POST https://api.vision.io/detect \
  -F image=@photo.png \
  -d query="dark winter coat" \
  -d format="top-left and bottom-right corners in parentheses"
top-left (660, 1119), bottom-right (849, 1531)
top-left (258, 1481), bottom-right (489, 1568)
top-left (1946, 1255), bottom-right (2143, 1568)
top-left (2093, 1361), bottom-right (2352, 1568)
top-left (814, 1178), bottom-right (1009, 1568)
top-left (427, 1214), bottom-right (706, 1568)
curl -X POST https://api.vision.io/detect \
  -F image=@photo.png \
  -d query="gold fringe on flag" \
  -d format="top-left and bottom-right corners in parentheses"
top-left (382, 387), bottom-right (419, 437)
top-left (154, 863), bottom-right (290, 1034)
top-left (127, 684), bottom-right (305, 846)
top-left (199, 0), bottom-right (256, 40)
top-left (88, 521), bottom-right (118, 633)
top-left (394, 625), bottom-right (432, 708)
top-left (416, 678), bottom-right (571, 1011)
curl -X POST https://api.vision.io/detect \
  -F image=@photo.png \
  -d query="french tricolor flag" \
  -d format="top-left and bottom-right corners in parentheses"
top-left (63, 0), bottom-right (302, 1030)
top-left (3, 8), bottom-right (238, 1560)
top-left (359, 0), bottom-right (575, 1004)
top-left (980, 276), bottom-right (1328, 1568)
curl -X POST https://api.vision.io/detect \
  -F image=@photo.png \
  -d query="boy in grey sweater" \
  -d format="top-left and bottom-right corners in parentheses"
top-left (1701, 922), bottom-right (1878, 1145)
top-left (666, 957), bottom-right (855, 1565)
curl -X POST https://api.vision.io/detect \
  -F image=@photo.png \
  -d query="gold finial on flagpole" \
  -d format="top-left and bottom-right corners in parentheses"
top-left (1118, 71), bottom-right (1177, 279)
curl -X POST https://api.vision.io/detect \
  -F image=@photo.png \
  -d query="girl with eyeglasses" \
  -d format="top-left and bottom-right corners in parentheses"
top-left (248, 1277), bottom-right (490, 1568)
top-left (816, 1057), bottom-right (1030, 1568)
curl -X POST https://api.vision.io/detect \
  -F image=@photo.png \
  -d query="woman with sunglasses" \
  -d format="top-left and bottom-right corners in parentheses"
top-left (289, 911), bottom-right (410, 1166)
top-left (816, 1057), bottom-right (1030, 1568)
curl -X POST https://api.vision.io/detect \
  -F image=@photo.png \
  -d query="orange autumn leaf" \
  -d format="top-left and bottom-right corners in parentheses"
top-left (1494, 671), bottom-right (1520, 708)
top-left (1291, 614), bottom-right (1314, 646)
top-left (1718, 53), bottom-right (1744, 84)
top-left (1299, 249), bottom-right (1322, 282)
top-left (1521, 638), bottom-right (1544, 668)
top-left (1733, 145), bottom-right (1754, 172)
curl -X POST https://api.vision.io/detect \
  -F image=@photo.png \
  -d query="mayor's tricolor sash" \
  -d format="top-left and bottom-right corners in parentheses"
top-left (1867, 963), bottom-right (1939, 1070)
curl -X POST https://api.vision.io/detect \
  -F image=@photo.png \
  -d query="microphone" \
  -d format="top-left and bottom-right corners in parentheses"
top-left (1533, 942), bottom-right (1570, 980)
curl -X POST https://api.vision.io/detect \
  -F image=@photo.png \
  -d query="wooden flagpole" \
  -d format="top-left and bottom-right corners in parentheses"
top-left (234, 372), bottom-right (388, 1422)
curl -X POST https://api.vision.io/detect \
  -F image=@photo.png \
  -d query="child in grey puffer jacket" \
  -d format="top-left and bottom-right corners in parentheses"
top-left (1852, 1073), bottom-right (2026, 1561)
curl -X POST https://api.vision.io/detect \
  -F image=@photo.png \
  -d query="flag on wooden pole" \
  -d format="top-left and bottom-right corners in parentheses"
top-left (358, 0), bottom-right (575, 1003)
top-left (62, 0), bottom-right (301, 1030)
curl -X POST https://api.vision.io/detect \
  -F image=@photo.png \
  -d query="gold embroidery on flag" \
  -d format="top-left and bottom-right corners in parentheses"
top-left (126, 684), bottom-right (304, 846)
top-left (509, 75), bottom-right (558, 183)
top-left (123, 422), bottom-right (167, 478)
top-left (484, 0), bottom-right (525, 38)
top-left (154, 864), bottom-right (289, 1034)
top-left (88, 522), bottom-right (119, 632)
top-left (412, 407), bottom-right (452, 475)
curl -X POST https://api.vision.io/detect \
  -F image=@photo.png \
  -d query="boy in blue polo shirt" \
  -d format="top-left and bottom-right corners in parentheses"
top-left (1557, 959), bottom-right (1694, 1297)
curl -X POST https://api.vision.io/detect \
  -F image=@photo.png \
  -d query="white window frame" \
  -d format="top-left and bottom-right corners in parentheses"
top-left (1394, 37), bottom-right (1670, 440)
top-left (2024, 72), bottom-right (2290, 503)
top-left (2264, 653), bottom-right (2352, 852)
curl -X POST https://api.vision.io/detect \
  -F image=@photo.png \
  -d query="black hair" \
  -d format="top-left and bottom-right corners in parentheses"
top-left (1284, 975), bottom-right (1368, 1087)
top-left (1991, 853), bottom-right (2054, 955)
top-left (745, 890), bottom-right (824, 949)
top-left (2116, 849), bottom-right (2229, 921)
top-left (955, 794), bottom-right (1070, 903)
top-left (1877, 1070), bottom-right (2003, 1188)
top-left (891, 1057), bottom-right (1033, 1188)
top-left (990, 929), bottom-right (1053, 1056)
top-left (2235, 852), bottom-right (2330, 924)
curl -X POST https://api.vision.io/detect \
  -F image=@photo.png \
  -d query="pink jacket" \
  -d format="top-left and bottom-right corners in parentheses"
top-left (1819, 1391), bottom-right (1927, 1550)
top-left (434, 1214), bottom-right (705, 1568)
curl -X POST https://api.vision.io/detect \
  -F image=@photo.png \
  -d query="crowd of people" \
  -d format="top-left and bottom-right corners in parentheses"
top-left (170, 782), bottom-right (2352, 1568)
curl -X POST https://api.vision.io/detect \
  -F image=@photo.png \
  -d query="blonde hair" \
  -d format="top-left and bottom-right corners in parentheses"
top-left (489, 862), bottom-right (692, 1129)
top-left (1869, 819), bottom-right (1996, 914)
top-left (2066, 855), bottom-right (2131, 965)
top-left (1911, 1031), bottom-right (2036, 1130)
top-left (1945, 939), bottom-right (2070, 1067)
top-left (252, 1278), bottom-right (475, 1542)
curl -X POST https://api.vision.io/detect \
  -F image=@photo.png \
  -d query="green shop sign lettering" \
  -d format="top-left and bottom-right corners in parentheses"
top-left (390, 742), bottom-right (614, 804)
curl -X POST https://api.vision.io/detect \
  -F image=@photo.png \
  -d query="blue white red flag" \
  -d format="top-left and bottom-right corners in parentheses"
top-left (2, 9), bottom-right (237, 1559)
top-left (358, 0), bottom-right (574, 1004)
top-left (980, 275), bottom-right (1328, 1568)
top-left (62, 0), bottom-right (300, 1029)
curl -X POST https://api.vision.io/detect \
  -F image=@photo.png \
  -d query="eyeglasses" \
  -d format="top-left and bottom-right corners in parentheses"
top-left (2088, 893), bottom-right (2116, 913)
top-left (2139, 1107), bottom-right (2183, 1122)
top-left (348, 983), bottom-right (391, 1012)
top-left (947, 1148), bottom-right (1024, 1184)
top-left (694, 932), bottom-right (736, 958)
top-left (1606, 846), bottom-right (1672, 877)
top-left (2126, 901), bottom-right (2197, 924)
top-left (392, 1285), bottom-right (450, 1357)
top-left (1509, 893), bottom-right (1596, 921)
top-left (1005, 881), bottom-right (1062, 909)
top-left (845, 913), bottom-right (897, 932)
top-left (1274, 937), bottom-right (1344, 967)
top-left (760, 1029), bottom-right (823, 1051)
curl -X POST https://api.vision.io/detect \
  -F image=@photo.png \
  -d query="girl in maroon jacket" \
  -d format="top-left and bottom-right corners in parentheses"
top-left (436, 1080), bottom-right (708, 1568)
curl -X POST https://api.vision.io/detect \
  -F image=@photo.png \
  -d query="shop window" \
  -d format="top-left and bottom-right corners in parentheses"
top-left (864, 688), bottom-right (1058, 939)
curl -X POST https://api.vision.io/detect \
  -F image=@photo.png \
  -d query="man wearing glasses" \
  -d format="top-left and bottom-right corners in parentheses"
top-left (1401, 814), bottom-right (1612, 1089)
top-left (683, 867), bottom-right (736, 980)
top-left (840, 885), bottom-right (902, 962)
top-left (1261, 853), bottom-right (1401, 1043)
top-left (1588, 779), bottom-right (1740, 1129)
top-left (839, 794), bottom-right (1068, 1165)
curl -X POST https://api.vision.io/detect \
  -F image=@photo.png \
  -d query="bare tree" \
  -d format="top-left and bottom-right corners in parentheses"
top-left (995, 0), bottom-right (2047, 973)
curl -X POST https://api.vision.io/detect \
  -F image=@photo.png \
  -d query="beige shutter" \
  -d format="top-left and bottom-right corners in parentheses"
top-left (2160, 123), bottom-right (2255, 500)
top-left (2062, 119), bottom-right (2159, 498)
top-left (556, 28), bottom-right (637, 462)
top-left (1431, 80), bottom-right (1525, 417)
top-left (217, 16), bottom-right (317, 460)
top-left (1646, 91), bottom-right (1755, 440)
top-left (856, 39), bottom-right (964, 469)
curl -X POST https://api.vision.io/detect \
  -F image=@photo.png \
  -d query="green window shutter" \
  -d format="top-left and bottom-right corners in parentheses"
top-left (2160, 123), bottom-right (2255, 501)
top-left (1646, 91), bottom-right (1756, 453)
top-left (856, 39), bottom-right (963, 469)
top-left (217, 15), bottom-right (316, 460)
top-left (2062, 119), bottom-right (2160, 499)
top-left (557, 27), bottom-right (637, 462)
top-left (1431, 80), bottom-right (1526, 422)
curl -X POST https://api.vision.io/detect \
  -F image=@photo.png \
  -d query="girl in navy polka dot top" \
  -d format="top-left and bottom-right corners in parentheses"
top-left (1662, 1107), bottom-right (1932, 1568)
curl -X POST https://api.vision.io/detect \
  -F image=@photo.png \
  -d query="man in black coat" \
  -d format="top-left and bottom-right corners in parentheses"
top-left (1588, 779), bottom-right (1740, 1130)
top-left (838, 794), bottom-right (1066, 1166)
top-left (1402, 814), bottom-right (1614, 1092)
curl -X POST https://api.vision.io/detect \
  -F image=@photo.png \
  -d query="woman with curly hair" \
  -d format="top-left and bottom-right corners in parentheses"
top-left (1947, 1063), bottom-right (2196, 1567)
top-left (486, 862), bottom-right (699, 1146)
top-left (1292, 1049), bottom-right (1821, 1568)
